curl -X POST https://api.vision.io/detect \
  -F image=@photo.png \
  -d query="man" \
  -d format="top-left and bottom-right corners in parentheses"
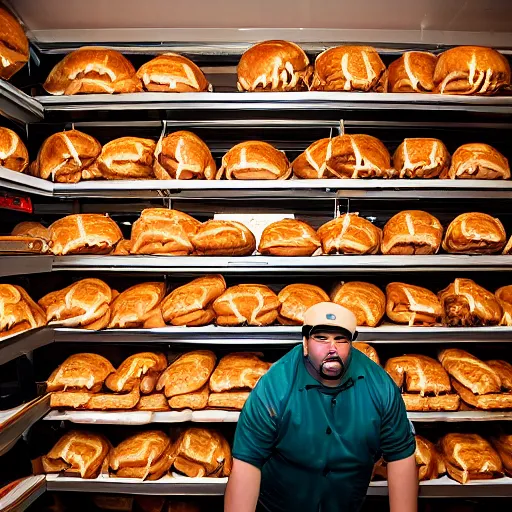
top-left (225, 302), bottom-right (417, 512)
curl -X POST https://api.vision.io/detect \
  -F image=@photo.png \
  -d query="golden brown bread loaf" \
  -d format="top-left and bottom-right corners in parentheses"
top-left (161, 275), bottom-right (226, 327)
top-left (11, 222), bottom-right (49, 240)
top-left (277, 283), bottom-right (330, 325)
top-left (258, 219), bottom-right (321, 256)
top-left (153, 131), bottom-right (215, 180)
top-left (173, 428), bottom-right (232, 477)
top-left (136, 394), bottom-right (170, 412)
top-left (49, 214), bottom-right (123, 255)
top-left (137, 53), bottom-right (209, 92)
top-left (0, 127), bottom-right (29, 173)
top-left (434, 46), bottom-right (511, 95)
top-left (168, 383), bottom-right (209, 410)
top-left (108, 282), bottom-right (166, 329)
top-left (387, 52), bottom-right (437, 93)
top-left (0, 284), bottom-right (46, 338)
top-left (237, 40), bottom-right (311, 92)
top-left (439, 433), bottom-right (503, 484)
top-left (44, 47), bottom-right (142, 95)
top-left (382, 210), bottom-right (443, 255)
top-left (391, 138), bottom-right (450, 179)
top-left (130, 209), bottom-right (201, 255)
top-left (496, 285), bottom-right (512, 325)
top-left (415, 435), bottom-right (446, 481)
top-left (317, 214), bottom-right (382, 255)
top-left (438, 278), bottom-right (502, 326)
top-left (191, 220), bottom-right (256, 256)
top-left (442, 143), bottom-right (510, 180)
top-left (0, 7), bottom-right (29, 80)
top-left (213, 284), bottom-right (280, 326)
top-left (207, 391), bottom-right (250, 410)
top-left (111, 239), bottom-right (132, 255)
top-left (386, 282), bottom-right (442, 326)
top-left (82, 137), bottom-right (156, 180)
top-left (311, 46), bottom-right (387, 92)
top-left (503, 237), bottom-right (512, 255)
top-left (30, 130), bottom-right (102, 183)
top-left (39, 278), bottom-right (114, 330)
top-left (402, 393), bottom-right (460, 412)
top-left (352, 342), bottom-right (380, 366)
top-left (49, 385), bottom-right (140, 410)
top-left (330, 281), bottom-right (385, 327)
top-left (42, 431), bottom-right (110, 479)
top-left (451, 379), bottom-right (512, 410)
top-left (291, 138), bottom-right (333, 179)
top-left (486, 360), bottom-right (512, 390)
top-left (491, 435), bottom-right (512, 476)
top-left (109, 431), bottom-right (174, 480)
top-left (217, 141), bottom-right (291, 180)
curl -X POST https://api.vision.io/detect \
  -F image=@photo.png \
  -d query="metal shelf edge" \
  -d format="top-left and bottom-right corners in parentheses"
top-left (0, 476), bottom-right (46, 512)
top-left (0, 82), bottom-right (44, 123)
top-left (0, 328), bottom-right (54, 366)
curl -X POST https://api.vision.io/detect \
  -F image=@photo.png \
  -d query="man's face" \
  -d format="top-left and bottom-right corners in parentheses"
top-left (306, 329), bottom-right (351, 380)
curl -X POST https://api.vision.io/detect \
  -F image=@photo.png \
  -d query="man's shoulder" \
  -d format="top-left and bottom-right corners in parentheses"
top-left (351, 348), bottom-right (397, 392)
top-left (253, 345), bottom-right (301, 395)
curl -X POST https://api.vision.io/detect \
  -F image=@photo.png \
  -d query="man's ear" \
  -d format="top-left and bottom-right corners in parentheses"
top-left (303, 337), bottom-right (308, 357)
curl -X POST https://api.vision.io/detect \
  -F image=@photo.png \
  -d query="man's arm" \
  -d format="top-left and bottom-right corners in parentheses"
top-left (224, 459), bottom-right (261, 512)
top-left (387, 455), bottom-right (418, 512)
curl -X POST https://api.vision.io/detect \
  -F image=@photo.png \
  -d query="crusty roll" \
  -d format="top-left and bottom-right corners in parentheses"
top-left (153, 131), bottom-right (215, 180)
top-left (434, 46), bottom-right (511, 95)
top-left (386, 282), bottom-right (442, 326)
top-left (137, 53), bottom-right (209, 92)
top-left (82, 137), bottom-right (156, 180)
top-left (491, 435), bottom-right (512, 477)
top-left (0, 7), bottom-right (29, 80)
top-left (495, 285), bottom-right (512, 326)
top-left (30, 130), bottom-right (102, 183)
top-left (352, 342), bottom-right (380, 366)
top-left (11, 222), bottom-right (49, 240)
top-left (258, 219), bottom-right (321, 256)
top-left (130, 208), bottom-right (201, 256)
top-left (213, 284), bottom-right (280, 326)
top-left (486, 360), bottom-right (512, 391)
top-left (216, 141), bottom-right (291, 180)
top-left (292, 138), bottom-right (333, 179)
top-left (237, 40), bottom-right (311, 92)
top-left (191, 220), bottom-right (256, 256)
top-left (392, 138), bottom-right (450, 179)
top-left (208, 391), bottom-right (250, 411)
top-left (311, 46), bottom-right (387, 92)
top-left (438, 278), bottom-right (502, 327)
top-left (387, 52), bottom-right (437, 93)
top-left (317, 214), bottom-right (382, 255)
top-left (44, 47), bottom-right (142, 95)
top-left (0, 127), bottom-right (29, 173)
top-left (382, 210), bottom-right (443, 255)
top-left (442, 143), bottom-right (510, 180)
top-left (277, 283), bottom-right (330, 325)
top-left (415, 436), bottom-right (446, 481)
top-left (168, 383), bottom-right (210, 411)
top-left (330, 281), bottom-right (385, 327)
top-left (49, 214), bottom-right (122, 255)
top-left (442, 212), bottom-right (506, 254)
top-left (161, 275), bottom-right (226, 326)
top-left (136, 394), bottom-right (170, 412)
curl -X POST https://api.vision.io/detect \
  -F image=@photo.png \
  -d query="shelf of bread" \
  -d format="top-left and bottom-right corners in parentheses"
top-left (0, 81), bottom-right (44, 123)
top-left (0, 476), bottom-right (47, 512)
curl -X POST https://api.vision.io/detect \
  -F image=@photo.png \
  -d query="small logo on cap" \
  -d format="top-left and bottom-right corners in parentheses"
top-left (326, 313), bottom-right (336, 320)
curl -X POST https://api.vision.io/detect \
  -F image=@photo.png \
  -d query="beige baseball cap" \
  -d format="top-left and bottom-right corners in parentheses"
top-left (302, 302), bottom-right (357, 338)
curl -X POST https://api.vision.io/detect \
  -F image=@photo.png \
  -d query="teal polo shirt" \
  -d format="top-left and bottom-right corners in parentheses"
top-left (232, 345), bottom-right (416, 512)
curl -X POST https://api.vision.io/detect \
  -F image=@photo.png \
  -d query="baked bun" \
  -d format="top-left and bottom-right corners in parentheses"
top-left (137, 53), bottom-right (209, 92)
top-left (154, 131), bottom-right (215, 180)
top-left (442, 212), bottom-right (506, 254)
top-left (0, 127), bottom-right (29, 173)
top-left (392, 138), bottom-right (450, 179)
top-left (237, 40), bottom-right (311, 92)
top-left (11, 222), bottom-right (49, 240)
top-left (292, 138), bottom-right (332, 179)
top-left (217, 141), bottom-right (290, 180)
top-left (213, 284), bottom-right (280, 326)
top-left (311, 46), bottom-right (386, 92)
top-left (44, 47), bottom-right (142, 95)
top-left (317, 214), bottom-right (382, 255)
top-left (0, 7), bottom-right (29, 80)
top-left (415, 436), bottom-right (446, 481)
top-left (331, 281), bottom-right (385, 327)
top-left (191, 220), bottom-right (256, 256)
top-left (382, 210), bottom-right (443, 255)
top-left (258, 219), bottom-right (321, 256)
top-left (434, 46), bottom-right (511, 95)
top-left (352, 342), bottom-right (380, 366)
top-left (442, 143), bottom-right (510, 180)
top-left (387, 52), bottom-right (437, 93)
top-left (277, 284), bottom-right (330, 325)
top-left (495, 285), bottom-right (512, 325)
top-left (30, 130), bottom-right (101, 183)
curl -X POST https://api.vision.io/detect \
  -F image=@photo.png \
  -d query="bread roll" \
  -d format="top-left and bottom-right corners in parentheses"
top-left (317, 214), bottom-right (382, 255)
top-left (392, 138), bottom-right (450, 179)
top-left (382, 210), bottom-right (443, 255)
top-left (237, 40), bottom-right (311, 92)
top-left (217, 141), bottom-right (291, 180)
top-left (137, 53), bottom-right (209, 92)
top-left (191, 220), bottom-right (256, 256)
top-left (491, 435), bottom-right (512, 476)
top-left (154, 131), bottom-right (215, 180)
top-left (49, 385), bottom-right (140, 411)
top-left (168, 383), bottom-right (209, 410)
top-left (0, 7), bottom-right (29, 80)
top-left (44, 47), bottom-right (142, 95)
top-left (352, 342), bottom-right (380, 365)
top-left (331, 281), bottom-right (385, 327)
top-left (111, 239), bottom-right (132, 255)
top-left (292, 138), bottom-right (332, 179)
top-left (495, 285), bottom-right (512, 325)
top-left (0, 127), bottom-right (29, 173)
top-left (387, 52), bottom-right (437, 93)
top-left (11, 222), bottom-right (49, 240)
top-left (207, 391), bottom-right (250, 410)
top-left (311, 46), bottom-right (386, 92)
top-left (136, 394), bottom-right (170, 412)
top-left (258, 219), bottom-right (321, 256)
top-left (277, 283), bottom-right (329, 325)
top-left (402, 393), bottom-right (460, 412)
top-left (416, 436), bottom-right (446, 481)
top-left (434, 46), bottom-right (511, 95)
top-left (451, 379), bottom-right (512, 410)
top-left (486, 360), bottom-right (512, 391)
